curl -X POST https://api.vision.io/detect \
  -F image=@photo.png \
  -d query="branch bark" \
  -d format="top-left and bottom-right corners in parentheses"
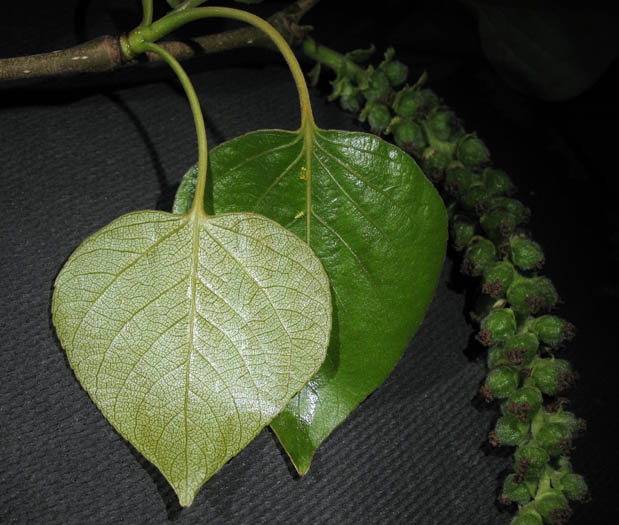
top-left (0, 0), bottom-right (320, 84)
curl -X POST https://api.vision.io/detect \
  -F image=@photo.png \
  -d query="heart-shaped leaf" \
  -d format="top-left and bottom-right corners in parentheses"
top-left (52, 210), bottom-right (331, 505)
top-left (174, 126), bottom-right (447, 473)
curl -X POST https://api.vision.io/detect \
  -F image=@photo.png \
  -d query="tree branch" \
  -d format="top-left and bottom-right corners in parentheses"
top-left (0, 0), bottom-right (320, 84)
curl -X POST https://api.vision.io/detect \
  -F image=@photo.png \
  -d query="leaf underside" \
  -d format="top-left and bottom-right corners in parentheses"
top-left (52, 210), bottom-right (331, 505)
top-left (174, 127), bottom-right (447, 474)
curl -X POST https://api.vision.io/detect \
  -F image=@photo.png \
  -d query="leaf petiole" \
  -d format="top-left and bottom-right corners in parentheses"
top-left (140, 42), bottom-right (208, 217)
top-left (127, 7), bottom-right (314, 129)
top-left (139, 0), bottom-right (154, 28)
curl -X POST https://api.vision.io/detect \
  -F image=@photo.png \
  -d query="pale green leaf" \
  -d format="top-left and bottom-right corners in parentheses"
top-left (52, 210), bottom-right (331, 505)
top-left (174, 127), bottom-right (447, 473)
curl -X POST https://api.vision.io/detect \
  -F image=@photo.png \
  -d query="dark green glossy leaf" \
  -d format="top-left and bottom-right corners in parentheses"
top-left (174, 127), bottom-right (447, 473)
top-left (52, 209), bottom-right (331, 505)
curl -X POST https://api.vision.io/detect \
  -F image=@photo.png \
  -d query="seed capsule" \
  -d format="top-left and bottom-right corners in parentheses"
top-left (510, 509), bottom-right (543, 525)
top-left (456, 135), bottom-right (490, 167)
top-left (503, 332), bottom-right (539, 367)
top-left (363, 69), bottom-right (391, 102)
top-left (535, 422), bottom-right (571, 456)
top-left (485, 365), bottom-right (520, 398)
top-left (444, 165), bottom-right (473, 196)
top-left (503, 386), bottom-right (543, 421)
top-left (383, 59), bottom-right (408, 87)
top-left (426, 108), bottom-right (458, 141)
top-left (534, 489), bottom-right (571, 524)
top-left (506, 277), bottom-right (558, 316)
top-left (482, 261), bottom-right (516, 298)
top-left (502, 474), bottom-right (533, 504)
top-left (480, 308), bottom-right (517, 345)
top-left (482, 168), bottom-right (515, 196)
top-left (367, 103), bottom-right (392, 133)
top-left (462, 237), bottom-right (497, 276)
top-left (558, 473), bottom-right (588, 501)
top-left (421, 147), bottom-right (450, 183)
top-left (514, 443), bottom-right (549, 481)
top-left (531, 359), bottom-right (573, 395)
top-left (390, 118), bottom-right (427, 154)
top-left (494, 415), bottom-right (530, 446)
top-left (530, 315), bottom-right (575, 346)
top-left (451, 215), bottom-right (476, 250)
top-left (511, 238), bottom-right (545, 271)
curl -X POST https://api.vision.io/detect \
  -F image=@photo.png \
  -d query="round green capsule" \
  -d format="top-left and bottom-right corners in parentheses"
top-left (514, 443), bottom-right (549, 480)
top-left (494, 414), bottom-right (530, 446)
top-left (363, 69), bottom-right (391, 102)
top-left (457, 135), bottom-right (490, 167)
top-left (502, 474), bottom-right (533, 504)
top-left (511, 238), bottom-right (545, 271)
top-left (480, 208), bottom-right (521, 241)
top-left (480, 308), bottom-right (517, 345)
top-left (535, 422), bottom-right (571, 456)
top-left (482, 168), bottom-right (515, 196)
top-left (425, 108), bottom-right (458, 141)
top-left (367, 103), bottom-right (392, 133)
top-left (531, 359), bottom-right (573, 395)
top-left (558, 473), bottom-right (588, 501)
top-left (421, 147), bottom-right (450, 182)
top-left (503, 386), bottom-right (543, 421)
top-left (506, 277), bottom-right (558, 316)
top-left (392, 88), bottom-right (426, 118)
top-left (451, 215), bottom-right (476, 250)
top-left (486, 366), bottom-right (520, 398)
top-left (482, 261), bottom-right (516, 297)
top-left (534, 489), bottom-right (571, 524)
top-left (460, 185), bottom-right (495, 213)
top-left (489, 197), bottom-right (530, 224)
top-left (530, 315), bottom-right (575, 346)
top-left (461, 237), bottom-right (497, 276)
top-left (391, 118), bottom-right (426, 153)
top-left (444, 166), bottom-right (473, 196)
top-left (547, 411), bottom-right (579, 435)
top-left (488, 344), bottom-right (506, 369)
top-left (510, 510), bottom-right (543, 525)
top-left (504, 333), bottom-right (539, 367)
top-left (383, 59), bottom-right (408, 87)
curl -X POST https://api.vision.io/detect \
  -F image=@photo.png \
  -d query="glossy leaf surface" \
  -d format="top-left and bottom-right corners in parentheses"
top-left (174, 127), bottom-right (447, 473)
top-left (52, 210), bottom-right (331, 505)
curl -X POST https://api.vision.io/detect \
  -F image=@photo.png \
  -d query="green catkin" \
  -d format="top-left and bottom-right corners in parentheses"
top-left (305, 45), bottom-right (585, 523)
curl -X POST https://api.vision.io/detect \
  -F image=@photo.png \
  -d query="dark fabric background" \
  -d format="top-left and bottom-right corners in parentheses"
top-left (1, 1), bottom-right (616, 523)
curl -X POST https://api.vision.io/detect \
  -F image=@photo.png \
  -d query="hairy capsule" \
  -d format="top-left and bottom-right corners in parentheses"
top-left (502, 474), bottom-right (533, 504)
top-left (367, 102), bottom-right (392, 133)
top-left (480, 308), bottom-right (517, 345)
top-left (534, 489), bottom-right (571, 524)
top-left (390, 118), bottom-right (427, 154)
top-left (461, 237), bottom-right (497, 276)
top-left (485, 366), bottom-right (520, 398)
top-left (482, 261), bottom-right (516, 298)
top-left (530, 315), bottom-right (575, 347)
top-left (531, 359), bottom-right (574, 395)
top-left (514, 443), bottom-right (549, 481)
top-left (482, 168), bottom-right (515, 196)
top-left (456, 135), bottom-right (490, 167)
top-left (511, 238), bottom-right (545, 271)
top-left (451, 215), bottom-right (476, 250)
top-left (363, 69), bottom-right (391, 102)
top-left (494, 414), bottom-right (530, 446)
top-left (503, 332), bottom-right (539, 367)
